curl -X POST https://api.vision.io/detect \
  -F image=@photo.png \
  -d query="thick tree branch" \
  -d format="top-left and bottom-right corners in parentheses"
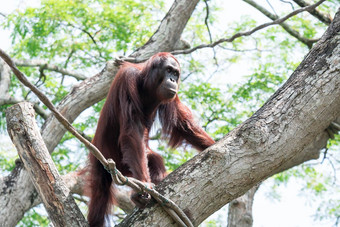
top-left (293, 0), bottom-right (332, 25)
top-left (6, 103), bottom-right (88, 227)
top-left (228, 185), bottom-right (260, 227)
top-left (14, 59), bottom-right (87, 80)
top-left (0, 59), bottom-right (12, 104)
top-left (131, 0), bottom-right (199, 60)
top-left (171, 0), bottom-right (325, 55)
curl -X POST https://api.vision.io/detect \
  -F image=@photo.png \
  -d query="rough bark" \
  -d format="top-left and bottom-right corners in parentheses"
top-left (0, 163), bottom-right (37, 227)
top-left (0, 0), bottom-right (199, 225)
top-left (131, 0), bottom-right (199, 60)
top-left (228, 185), bottom-right (259, 227)
top-left (0, 58), bottom-right (12, 104)
top-left (6, 102), bottom-right (88, 227)
top-left (118, 8), bottom-right (340, 226)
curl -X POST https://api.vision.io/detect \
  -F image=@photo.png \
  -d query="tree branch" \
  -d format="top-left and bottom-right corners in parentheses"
top-left (6, 103), bottom-right (88, 227)
top-left (14, 59), bottom-right (87, 80)
top-left (228, 184), bottom-right (260, 227)
top-left (131, 0), bottom-right (200, 60)
top-left (203, 0), bottom-right (219, 66)
top-left (293, 0), bottom-right (332, 25)
top-left (62, 22), bottom-right (104, 59)
top-left (242, 0), bottom-right (320, 48)
top-left (172, 0), bottom-right (325, 56)
top-left (0, 58), bottom-right (12, 104)
top-left (280, 0), bottom-right (295, 10)
top-left (203, 0), bottom-right (213, 43)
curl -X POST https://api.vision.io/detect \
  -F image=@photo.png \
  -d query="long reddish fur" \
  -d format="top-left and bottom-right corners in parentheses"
top-left (87, 53), bottom-right (214, 227)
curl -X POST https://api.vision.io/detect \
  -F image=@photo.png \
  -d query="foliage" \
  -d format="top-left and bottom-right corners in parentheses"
top-left (317, 197), bottom-right (340, 225)
top-left (163, 146), bottom-right (196, 171)
top-left (18, 206), bottom-right (49, 227)
top-left (6, 0), bottom-right (163, 65)
top-left (0, 145), bottom-right (18, 172)
top-left (181, 82), bottom-right (241, 139)
top-left (273, 164), bottom-right (329, 194)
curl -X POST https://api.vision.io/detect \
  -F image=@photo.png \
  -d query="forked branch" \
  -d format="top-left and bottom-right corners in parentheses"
top-left (171, 0), bottom-right (326, 55)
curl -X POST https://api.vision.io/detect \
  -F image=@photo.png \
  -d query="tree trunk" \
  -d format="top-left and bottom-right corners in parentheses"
top-left (227, 185), bottom-right (259, 227)
top-left (118, 8), bottom-right (340, 226)
top-left (6, 102), bottom-right (88, 227)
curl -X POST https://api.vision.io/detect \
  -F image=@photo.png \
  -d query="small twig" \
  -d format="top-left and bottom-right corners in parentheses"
top-left (64, 22), bottom-right (104, 59)
top-left (266, 0), bottom-right (278, 16)
top-left (73, 195), bottom-right (89, 203)
top-left (203, 0), bottom-right (218, 66)
top-left (14, 59), bottom-right (87, 80)
top-left (172, 0), bottom-right (325, 55)
top-left (280, 0), bottom-right (295, 10)
top-left (330, 121), bottom-right (340, 131)
top-left (24, 65), bottom-right (47, 100)
top-left (326, 157), bottom-right (337, 185)
top-left (203, 0), bottom-right (213, 44)
top-left (321, 147), bottom-right (328, 164)
top-left (0, 48), bottom-right (193, 227)
top-left (181, 72), bottom-right (193, 82)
